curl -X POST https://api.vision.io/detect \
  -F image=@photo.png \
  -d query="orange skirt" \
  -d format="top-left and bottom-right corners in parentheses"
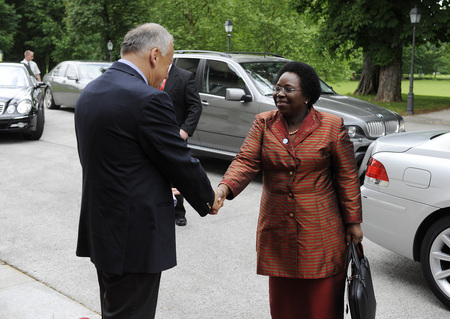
top-left (269, 270), bottom-right (346, 319)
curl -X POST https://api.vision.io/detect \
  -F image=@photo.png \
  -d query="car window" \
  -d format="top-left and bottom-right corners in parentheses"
top-left (240, 61), bottom-right (286, 96)
top-left (176, 58), bottom-right (200, 78)
top-left (0, 66), bottom-right (28, 87)
top-left (54, 64), bottom-right (68, 77)
top-left (202, 60), bottom-right (245, 97)
top-left (78, 64), bottom-right (110, 80)
top-left (66, 64), bottom-right (78, 79)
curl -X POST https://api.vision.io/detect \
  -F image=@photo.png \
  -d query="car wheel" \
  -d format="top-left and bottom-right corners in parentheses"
top-left (44, 88), bottom-right (60, 109)
top-left (420, 216), bottom-right (450, 308)
top-left (24, 108), bottom-right (44, 140)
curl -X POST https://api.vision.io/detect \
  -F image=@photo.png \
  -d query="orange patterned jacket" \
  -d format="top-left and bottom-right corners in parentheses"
top-left (220, 108), bottom-right (362, 279)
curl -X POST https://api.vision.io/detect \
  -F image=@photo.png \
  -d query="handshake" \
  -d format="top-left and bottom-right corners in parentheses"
top-left (210, 184), bottom-right (229, 215)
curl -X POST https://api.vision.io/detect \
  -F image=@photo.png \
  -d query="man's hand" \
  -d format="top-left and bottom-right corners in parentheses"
top-left (210, 190), bottom-right (224, 214)
top-left (179, 129), bottom-right (189, 140)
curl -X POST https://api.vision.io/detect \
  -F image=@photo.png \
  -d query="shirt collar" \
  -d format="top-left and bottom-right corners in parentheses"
top-left (118, 59), bottom-right (148, 85)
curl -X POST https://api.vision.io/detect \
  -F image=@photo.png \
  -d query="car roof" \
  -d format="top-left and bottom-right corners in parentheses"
top-left (174, 50), bottom-right (291, 63)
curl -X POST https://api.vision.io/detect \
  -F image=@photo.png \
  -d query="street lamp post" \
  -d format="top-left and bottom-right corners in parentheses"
top-left (224, 19), bottom-right (233, 52)
top-left (107, 40), bottom-right (113, 62)
top-left (406, 6), bottom-right (421, 115)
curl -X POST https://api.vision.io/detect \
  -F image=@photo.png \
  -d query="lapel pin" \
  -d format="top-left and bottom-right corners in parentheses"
top-left (283, 138), bottom-right (288, 144)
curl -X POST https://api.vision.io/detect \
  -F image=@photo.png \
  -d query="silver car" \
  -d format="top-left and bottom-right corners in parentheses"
top-left (361, 129), bottom-right (450, 308)
top-left (173, 51), bottom-right (405, 167)
top-left (43, 61), bottom-right (111, 109)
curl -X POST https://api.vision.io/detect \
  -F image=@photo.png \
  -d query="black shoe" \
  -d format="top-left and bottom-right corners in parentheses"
top-left (175, 217), bottom-right (187, 226)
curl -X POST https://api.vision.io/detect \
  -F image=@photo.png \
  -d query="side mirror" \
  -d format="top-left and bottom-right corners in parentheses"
top-left (67, 75), bottom-right (78, 81)
top-left (225, 88), bottom-right (252, 102)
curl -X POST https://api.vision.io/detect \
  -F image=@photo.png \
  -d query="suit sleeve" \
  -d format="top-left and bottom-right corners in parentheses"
top-left (180, 72), bottom-right (202, 136)
top-left (138, 91), bottom-right (214, 216)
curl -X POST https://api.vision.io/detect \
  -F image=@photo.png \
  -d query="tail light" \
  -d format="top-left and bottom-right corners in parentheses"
top-left (365, 157), bottom-right (389, 187)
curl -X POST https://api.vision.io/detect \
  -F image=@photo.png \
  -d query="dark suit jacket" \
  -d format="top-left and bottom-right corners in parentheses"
top-left (163, 65), bottom-right (202, 136)
top-left (74, 61), bottom-right (214, 275)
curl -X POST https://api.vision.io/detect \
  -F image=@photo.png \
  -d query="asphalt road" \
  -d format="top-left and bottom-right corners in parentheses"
top-left (1, 107), bottom-right (450, 318)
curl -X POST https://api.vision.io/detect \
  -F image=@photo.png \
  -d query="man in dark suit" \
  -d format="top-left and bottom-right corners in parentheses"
top-left (74, 23), bottom-right (221, 318)
top-left (162, 64), bottom-right (202, 226)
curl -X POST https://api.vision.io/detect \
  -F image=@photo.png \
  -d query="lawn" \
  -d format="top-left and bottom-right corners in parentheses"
top-left (328, 77), bottom-right (450, 115)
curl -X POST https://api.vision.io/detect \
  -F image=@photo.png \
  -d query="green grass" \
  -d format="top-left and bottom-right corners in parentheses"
top-left (328, 77), bottom-right (450, 116)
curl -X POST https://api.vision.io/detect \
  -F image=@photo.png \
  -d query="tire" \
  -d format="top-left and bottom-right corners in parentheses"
top-left (420, 215), bottom-right (450, 309)
top-left (44, 87), bottom-right (60, 109)
top-left (24, 108), bottom-right (44, 140)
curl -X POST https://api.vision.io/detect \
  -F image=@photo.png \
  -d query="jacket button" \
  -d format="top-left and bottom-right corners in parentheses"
top-left (289, 171), bottom-right (294, 176)
top-left (289, 193), bottom-right (294, 198)
top-left (289, 213), bottom-right (294, 217)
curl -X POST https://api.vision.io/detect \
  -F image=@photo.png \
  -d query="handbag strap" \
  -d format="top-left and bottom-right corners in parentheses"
top-left (347, 241), bottom-right (364, 271)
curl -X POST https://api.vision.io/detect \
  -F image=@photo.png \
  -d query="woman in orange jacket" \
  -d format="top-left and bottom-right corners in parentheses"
top-left (216, 61), bottom-right (363, 319)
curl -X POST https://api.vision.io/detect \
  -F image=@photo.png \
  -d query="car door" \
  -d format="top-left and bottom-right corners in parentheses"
top-left (59, 63), bottom-right (83, 107)
top-left (196, 59), bottom-right (260, 154)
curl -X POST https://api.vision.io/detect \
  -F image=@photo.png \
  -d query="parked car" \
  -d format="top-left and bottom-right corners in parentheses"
top-left (0, 62), bottom-right (46, 140)
top-left (361, 129), bottom-right (450, 308)
top-left (172, 51), bottom-right (405, 168)
top-left (43, 61), bottom-right (112, 109)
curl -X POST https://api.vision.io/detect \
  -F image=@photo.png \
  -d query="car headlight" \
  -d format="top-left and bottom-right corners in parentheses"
top-left (347, 126), bottom-right (357, 138)
top-left (6, 105), bottom-right (15, 114)
top-left (17, 100), bottom-right (32, 114)
top-left (398, 119), bottom-right (405, 132)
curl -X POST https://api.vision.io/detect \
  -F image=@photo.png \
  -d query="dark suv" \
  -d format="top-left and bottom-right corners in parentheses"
top-left (173, 51), bottom-right (405, 167)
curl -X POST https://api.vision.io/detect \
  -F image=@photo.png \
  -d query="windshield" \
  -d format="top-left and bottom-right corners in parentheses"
top-left (320, 80), bottom-right (336, 94)
top-left (240, 61), bottom-right (287, 96)
top-left (240, 61), bottom-right (336, 96)
top-left (0, 66), bottom-right (29, 87)
top-left (79, 63), bottom-right (111, 80)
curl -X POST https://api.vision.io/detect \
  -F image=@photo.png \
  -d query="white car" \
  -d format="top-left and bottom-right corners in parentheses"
top-left (361, 129), bottom-right (450, 308)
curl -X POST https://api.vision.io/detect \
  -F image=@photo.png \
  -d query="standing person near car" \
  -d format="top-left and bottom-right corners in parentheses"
top-left (216, 61), bottom-right (363, 319)
top-left (74, 23), bottom-right (222, 318)
top-left (21, 50), bottom-right (41, 81)
top-left (161, 64), bottom-right (202, 226)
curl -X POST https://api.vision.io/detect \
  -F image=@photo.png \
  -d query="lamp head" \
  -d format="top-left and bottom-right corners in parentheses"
top-left (224, 19), bottom-right (233, 33)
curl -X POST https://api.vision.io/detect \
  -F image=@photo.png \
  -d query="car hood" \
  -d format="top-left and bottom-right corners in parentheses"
top-left (371, 129), bottom-right (450, 154)
top-left (0, 87), bottom-right (29, 102)
top-left (316, 94), bottom-right (399, 121)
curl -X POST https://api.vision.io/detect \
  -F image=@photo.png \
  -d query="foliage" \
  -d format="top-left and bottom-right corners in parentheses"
top-left (403, 42), bottom-right (450, 75)
top-left (149, 0), bottom-right (353, 82)
top-left (0, 0), bottom-right (20, 56)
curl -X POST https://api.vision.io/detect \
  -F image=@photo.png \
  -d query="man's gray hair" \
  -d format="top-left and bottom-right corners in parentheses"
top-left (121, 23), bottom-right (174, 57)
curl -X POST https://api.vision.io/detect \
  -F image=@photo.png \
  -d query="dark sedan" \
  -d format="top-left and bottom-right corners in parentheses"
top-left (43, 61), bottom-right (112, 109)
top-left (0, 62), bottom-right (46, 140)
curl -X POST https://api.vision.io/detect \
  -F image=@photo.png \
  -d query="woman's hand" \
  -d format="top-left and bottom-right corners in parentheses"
top-left (346, 223), bottom-right (363, 245)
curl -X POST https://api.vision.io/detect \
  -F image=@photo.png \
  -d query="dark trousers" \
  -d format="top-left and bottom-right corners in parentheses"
top-left (174, 194), bottom-right (186, 218)
top-left (97, 269), bottom-right (161, 319)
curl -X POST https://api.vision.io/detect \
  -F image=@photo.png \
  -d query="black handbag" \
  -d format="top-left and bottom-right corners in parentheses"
top-left (346, 241), bottom-right (377, 319)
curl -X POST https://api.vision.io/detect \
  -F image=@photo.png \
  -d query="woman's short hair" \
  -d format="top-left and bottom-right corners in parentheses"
top-left (275, 61), bottom-right (321, 107)
top-left (121, 23), bottom-right (174, 57)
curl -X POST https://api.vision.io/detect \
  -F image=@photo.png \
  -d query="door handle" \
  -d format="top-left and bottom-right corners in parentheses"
top-left (201, 100), bottom-right (209, 106)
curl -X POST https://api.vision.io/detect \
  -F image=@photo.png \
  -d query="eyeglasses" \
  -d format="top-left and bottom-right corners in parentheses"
top-left (273, 86), bottom-right (302, 94)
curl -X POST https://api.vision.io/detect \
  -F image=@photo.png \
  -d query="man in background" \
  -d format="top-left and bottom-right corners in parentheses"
top-left (21, 50), bottom-right (41, 81)
top-left (162, 64), bottom-right (202, 226)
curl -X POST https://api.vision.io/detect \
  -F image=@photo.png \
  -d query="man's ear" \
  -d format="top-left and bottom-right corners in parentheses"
top-left (149, 48), bottom-right (159, 67)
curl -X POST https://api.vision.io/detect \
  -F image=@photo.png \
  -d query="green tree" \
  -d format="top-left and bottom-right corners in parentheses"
top-left (61, 0), bottom-right (152, 63)
top-left (0, 0), bottom-right (20, 59)
top-left (296, 0), bottom-right (450, 102)
top-left (150, 0), bottom-right (353, 82)
top-left (403, 42), bottom-right (450, 76)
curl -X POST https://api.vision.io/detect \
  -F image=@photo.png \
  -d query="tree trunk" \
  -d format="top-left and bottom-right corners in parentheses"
top-left (354, 54), bottom-right (379, 95)
top-left (375, 55), bottom-right (403, 102)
